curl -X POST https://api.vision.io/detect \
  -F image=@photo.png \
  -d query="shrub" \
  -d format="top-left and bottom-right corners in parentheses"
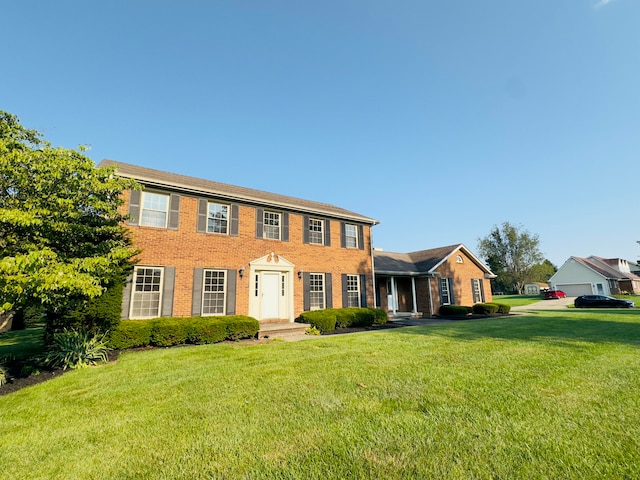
top-left (108, 320), bottom-right (154, 349)
top-left (493, 303), bottom-right (511, 314)
top-left (150, 318), bottom-right (190, 347)
top-left (368, 308), bottom-right (388, 325)
top-left (0, 364), bottom-right (8, 386)
top-left (223, 316), bottom-right (260, 341)
top-left (108, 315), bottom-right (259, 349)
top-left (43, 329), bottom-right (109, 370)
top-left (472, 303), bottom-right (500, 315)
top-left (296, 310), bottom-right (337, 333)
top-left (186, 317), bottom-right (227, 345)
top-left (334, 308), bottom-right (357, 328)
top-left (305, 326), bottom-right (321, 335)
top-left (45, 280), bottom-right (125, 342)
top-left (439, 305), bottom-right (471, 317)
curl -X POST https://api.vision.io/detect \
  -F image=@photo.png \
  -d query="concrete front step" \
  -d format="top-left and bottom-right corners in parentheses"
top-left (258, 321), bottom-right (311, 340)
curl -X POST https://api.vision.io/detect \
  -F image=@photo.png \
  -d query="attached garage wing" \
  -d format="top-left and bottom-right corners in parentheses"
top-left (556, 283), bottom-right (593, 297)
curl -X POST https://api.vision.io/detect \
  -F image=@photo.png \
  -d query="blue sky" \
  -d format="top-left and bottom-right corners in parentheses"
top-left (4, 1), bottom-right (639, 267)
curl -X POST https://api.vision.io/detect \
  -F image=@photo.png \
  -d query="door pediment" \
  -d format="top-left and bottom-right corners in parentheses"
top-left (250, 252), bottom-right (294, 270)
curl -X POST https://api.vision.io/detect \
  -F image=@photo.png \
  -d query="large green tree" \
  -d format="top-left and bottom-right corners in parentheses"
top-left (477, 222), bottom-right (544, 294)
top-left (0, 111), bottom-right (138, 333)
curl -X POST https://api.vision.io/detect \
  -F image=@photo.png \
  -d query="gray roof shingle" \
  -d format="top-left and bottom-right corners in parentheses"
top-left (99, 160), bottom-right (379, 225)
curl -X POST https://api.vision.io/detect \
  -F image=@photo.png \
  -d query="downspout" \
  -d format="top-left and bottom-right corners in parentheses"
top-left (370, 227), bottom-right (377, 308)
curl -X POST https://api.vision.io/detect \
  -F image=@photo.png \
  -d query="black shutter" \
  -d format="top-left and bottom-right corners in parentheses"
top-left (480, 279), bottom-right (485, 302)
top-left (360, 274), bottom-right (367, 307)
top-left (121, 274), bottom-right (133, 319)
top-left (197, 199), bottom-right (208, 233)
top-left (358, 225), bottom-right (365, 250)
top-left (340, 222), bottom-right (346, 248)
top-left (230, 204), bottom-right (239, 236)
top-left (341, 274), bottom-right (348, 307)
top-left (256, 208), bottom-right (264, 239)
top-left (226, 270), bottom-right (237, 315)
top-left (192, 268), bottom-right (203, 316)
top-left (168, 194), bottom-right (180, 230)
top-left (324, 219), bottom-right (331, 246)
top-left (162, 267), bottom-right (176, 317)
top-left (282, 212), bottom-right (289, 242)
top-left (325, 273), bottom-right (333, 308)
top-left (303, 215), bottom-right (310, 244)
top-left (449, 278), bottom-right (455, 305)
top-left (127, 190), bottom-right (141, 225)
top-left (303, 273), bottom-right (310, 311)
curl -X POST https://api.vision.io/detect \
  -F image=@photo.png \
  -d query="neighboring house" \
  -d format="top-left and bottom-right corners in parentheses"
top-left (549, 256), bottom-right (640, 296)
top-left (373, 244), bottom-right (495, 318)
top-left (523, 282), bottom-right (549, 295)
top-left (100, 160), bottom-right (379, 323)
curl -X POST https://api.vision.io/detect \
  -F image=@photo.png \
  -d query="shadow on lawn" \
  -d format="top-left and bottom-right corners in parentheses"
top-left (397, 311), bottom-right (640, 348)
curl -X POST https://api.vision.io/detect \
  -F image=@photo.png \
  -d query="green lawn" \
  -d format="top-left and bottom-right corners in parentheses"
top-left (0, 325), bottom-right (45, 360)
top-left (1, 311), bottom-right (639, 479)
top-left (491, 294), bottom-right (542, 307)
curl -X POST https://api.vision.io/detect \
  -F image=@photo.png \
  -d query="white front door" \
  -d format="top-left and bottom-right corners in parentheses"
top-left (261, 272), bottom-right (280, 319)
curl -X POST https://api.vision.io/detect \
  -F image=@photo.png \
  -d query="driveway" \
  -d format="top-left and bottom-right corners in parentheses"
top-left (511, 297), bottom-right (575, 311)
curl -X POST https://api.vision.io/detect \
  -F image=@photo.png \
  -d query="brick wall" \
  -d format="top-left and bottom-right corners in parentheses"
top-left (124, 191), bottom-right (374, 319)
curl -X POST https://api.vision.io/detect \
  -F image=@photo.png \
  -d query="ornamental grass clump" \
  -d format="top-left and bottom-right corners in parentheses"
top-left (43, 329), bottom-right (109, 370)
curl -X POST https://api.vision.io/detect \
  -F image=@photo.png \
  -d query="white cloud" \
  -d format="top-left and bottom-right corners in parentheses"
top-left (594, 0), bottom-right (617, 8)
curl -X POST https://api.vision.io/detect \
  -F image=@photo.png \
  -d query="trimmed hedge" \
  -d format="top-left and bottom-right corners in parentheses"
top-left (108, 315), bottom-right (259, 350)
top-left (472, 303), bottom-right (500, 315)
top-left (493, 303), bottom-right (511, 314)
top-left (296, 307), bottom-right (387, 332)
top-left (296, 310), bottom-right (337, 333)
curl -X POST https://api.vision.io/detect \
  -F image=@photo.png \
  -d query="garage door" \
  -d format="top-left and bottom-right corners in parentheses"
top-left (556, 283), bottom-right (592, 297)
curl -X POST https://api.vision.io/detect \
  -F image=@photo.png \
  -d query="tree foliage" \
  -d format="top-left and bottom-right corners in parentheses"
top-left (477, 222), bottom-right (544, 294)
top-left (0, 111), bottom-right (138, 329)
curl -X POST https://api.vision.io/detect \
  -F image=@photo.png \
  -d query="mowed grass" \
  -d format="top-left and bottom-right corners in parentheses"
top-left (1, 311), bottom-right (639, 479)
top-left (491, 294), bottom-right (542, 307)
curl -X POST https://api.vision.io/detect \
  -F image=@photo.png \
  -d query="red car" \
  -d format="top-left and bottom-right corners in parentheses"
top-left (544, 290), bottom-right (566, 299)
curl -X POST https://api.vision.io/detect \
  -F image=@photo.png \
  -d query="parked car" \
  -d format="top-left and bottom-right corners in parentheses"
top-left (574, 295), bottom-right (635, 308)
top-left (544, 290), bottom-right (566, 299)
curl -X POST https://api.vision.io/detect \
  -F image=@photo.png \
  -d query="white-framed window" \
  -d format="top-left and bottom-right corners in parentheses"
top-left (345, 223), bottom-right (358, 248)
top-left (131, 266), bottom-right (163, 318)
top-left (472, 278), bottom-right (484, 303)
top-left (308, 218), bottom-right (324, 245)
top-left (440, 278), bottom-right (452, 305)
top-left (309, 273), bottom-right (325, 311)
top-left (456, 255), bottom-right (464, 263)
top-left (202, 269), bottom-right (226, 315)
top-left (263, 211), bottom-right (281, 240)
top-left (207, 202), bottom-right (229, 234)
top-left (140, 192), bottom-right (169, 228)
top-left (347, 274), bottom-right (361, 307)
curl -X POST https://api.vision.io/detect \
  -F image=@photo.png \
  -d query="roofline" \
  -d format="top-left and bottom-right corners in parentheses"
top-left (428, 244), bottom-right (495, 275)
top-left (102, 160), bottom-right (379, 225)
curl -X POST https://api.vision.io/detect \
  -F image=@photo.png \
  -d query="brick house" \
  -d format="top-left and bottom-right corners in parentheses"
top-left (99, 160), bottom-right (379, 323)
top-left (374, 244), bottom-right (495, 318)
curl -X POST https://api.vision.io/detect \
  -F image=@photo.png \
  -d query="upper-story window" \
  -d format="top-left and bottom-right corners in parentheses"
top-left (128, 190), bottom-right (180, 230)
top-left (207, 202), bottom-right (229, 234)
top-left (344, 223), bottom-right (358, 248)
top-left (140, 192), bottom-right (169, 228)
top-left (263, 211), bottom-right (281, 240)
top-left (308, 218), bottom-right (323, 244)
